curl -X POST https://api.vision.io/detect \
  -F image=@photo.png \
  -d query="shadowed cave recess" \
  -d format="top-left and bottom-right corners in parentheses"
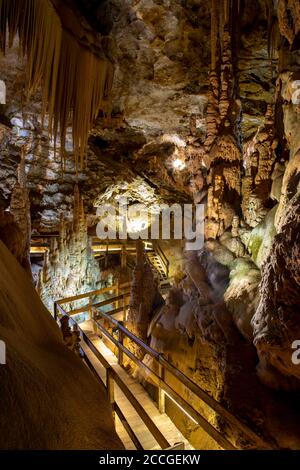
top-left (0, 0), bottom-right (300, 452)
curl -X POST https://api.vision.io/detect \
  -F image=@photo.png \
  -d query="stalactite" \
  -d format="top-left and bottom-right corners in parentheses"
top-left (211, 0), bottom-right (219, 73)
top-left (0, 0), bottom-right (114, 169)
top-left (204, 0), bottom-right (242, 239)
top-left (205, 0), bottom-right (220, 153)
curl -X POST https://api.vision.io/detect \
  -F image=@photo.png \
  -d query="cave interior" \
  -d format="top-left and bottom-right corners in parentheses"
top-left (0, 0), bottom-right (300, 452)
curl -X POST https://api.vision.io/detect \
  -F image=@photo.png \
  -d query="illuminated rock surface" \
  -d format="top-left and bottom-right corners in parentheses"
top-left (0, 0), bottom-right (300, 451)
top-left (0, 240), bottom-right (123, 449)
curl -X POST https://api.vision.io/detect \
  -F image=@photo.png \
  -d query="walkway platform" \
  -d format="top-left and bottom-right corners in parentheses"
top-left (80, 320), bottom-right (193, 450)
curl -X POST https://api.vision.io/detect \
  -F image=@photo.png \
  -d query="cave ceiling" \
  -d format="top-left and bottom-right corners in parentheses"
top-left (0, 0), bottom-right (276, 231)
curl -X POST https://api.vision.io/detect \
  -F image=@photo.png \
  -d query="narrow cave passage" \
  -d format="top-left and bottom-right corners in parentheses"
top-left (0, 0), bottom-right (300, 459)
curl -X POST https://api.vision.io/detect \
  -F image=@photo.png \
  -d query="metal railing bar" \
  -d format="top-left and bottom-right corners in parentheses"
top-left (66, 293), bottom-right (130, 316)
top-left (96, 305), bottom-right (130, 318)
top-left (95, 311), bottom-right (160, 359)
top-left (94, 318), bottom-right (237, 450)
top-left (113, 403), bottom-right (144, 450)
top-left (93, 293), bottom-right (130, 310)
top-left (111, 371), bottom-right (170, 449)
top-left (58, 282), bottom-right (131, 305)
top-left (56, 303), bottom-right (171, 450)
top-left (94, 308), bottom-right (270, 449)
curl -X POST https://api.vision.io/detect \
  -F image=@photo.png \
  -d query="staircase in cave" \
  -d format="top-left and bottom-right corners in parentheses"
top-left (145, 242), bottom-right (171, 294)
top-left (146, 251), bottom-right (168, 281)
top-left (55, 286), bottom-right (271, 451)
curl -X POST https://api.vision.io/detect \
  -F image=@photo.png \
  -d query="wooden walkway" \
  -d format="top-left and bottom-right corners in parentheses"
top-left (80, 320), bottom-right (193, 450)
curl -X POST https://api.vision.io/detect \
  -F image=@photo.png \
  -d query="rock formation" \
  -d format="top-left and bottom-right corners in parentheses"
top-left (38, 185), bottom-right (101, 313)
top-left (203, 1), bottom-right (242, 239)
top-left (0, 0), bottom-right (300, 452)
top-left (253, 192), bottom-right (300, 389)
top-left (251, 41), bottom-right (300, 390)
top-left (242, 105), bottom-right (278, 227)
top-left (0, 144), bottom-right (32, 276)
top-left (0, 239), bottom-right (123, 449)
top-left (10, 146), bottom-right (32, 276)
top-left (126, 239), bottom-right (162, 360)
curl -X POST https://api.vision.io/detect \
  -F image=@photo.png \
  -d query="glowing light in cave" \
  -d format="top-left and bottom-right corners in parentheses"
top-left (125, 204), bottom-right (150, 234)
top-left (162, 134), bottom-right (186, 148)
top-left (172, 158), bottom-right (186, 170)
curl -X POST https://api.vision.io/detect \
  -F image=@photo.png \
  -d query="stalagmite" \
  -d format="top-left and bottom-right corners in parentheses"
top-left (241, 104), bottom-right (277, 227)
top-left (126, 239), bottom-right (162, 361)
top-left (204, 0), bottom-right (242, 239)
top-left (10, 146), bottom-right (32, 276)
top-left (38, 185), bottom-right (101, 313)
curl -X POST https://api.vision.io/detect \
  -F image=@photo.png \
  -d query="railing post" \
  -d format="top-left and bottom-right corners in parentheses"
top-left (118, 327), bottom-right (124, 367)
top-left (116, 279), bottom-right (120, 310)
top-left (123, 292), bottom-right (126, 322)
top-left (54, 302), bottom-right (58, 322)
top-left (106, 367), bottom-right (115, 422)
top-left (92, 307), bottom-right (98, 335)
top-left (88, 294), bottom-right (93, 321)
top-left (105, 241), bottom-right (108, 269)
top-left (121, 243), bottom-right (127, 268)
top-left (158, 362), bottom-right (165, 414)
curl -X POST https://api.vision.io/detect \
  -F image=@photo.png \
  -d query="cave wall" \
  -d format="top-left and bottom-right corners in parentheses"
top-left (0, 239), bottom-right (122, 449)
top-left (135, 0), bottom-right (300, 450)
top-left (0, 0), bottom-right (300, 451)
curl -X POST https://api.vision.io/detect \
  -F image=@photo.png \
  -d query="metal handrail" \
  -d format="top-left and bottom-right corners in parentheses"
top-left (55, 302), bottom-right (180, 450)
top-left (57, 281), bottom-right (131, 306)
top-left (55, 287), bottom-right (273, 451)
top-left (93, 309), bottom-right (272, 450)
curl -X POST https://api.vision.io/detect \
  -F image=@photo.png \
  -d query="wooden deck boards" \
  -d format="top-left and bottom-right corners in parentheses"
top-left (80, 320), bottom-right (193, 450)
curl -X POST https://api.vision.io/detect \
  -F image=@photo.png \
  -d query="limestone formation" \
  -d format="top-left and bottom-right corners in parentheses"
top-left (252, 193), bottom-right (300, 389)
top-left (242, 105), bottom-right (278, 228)
top-left (38, 185), bottom-right (101, 313)
top-left (204, 4), bottom-right (242, 239)
top-left (0, 145), bottom-right (32, 276)
top-left (126, 239), bottom-right (162, 360)
top-left (10, 147), bottom-right (32, 276)
top-left (0, 209), bottom-right (25, 266)
top-left (0, 0), bottom-right (300, 452)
